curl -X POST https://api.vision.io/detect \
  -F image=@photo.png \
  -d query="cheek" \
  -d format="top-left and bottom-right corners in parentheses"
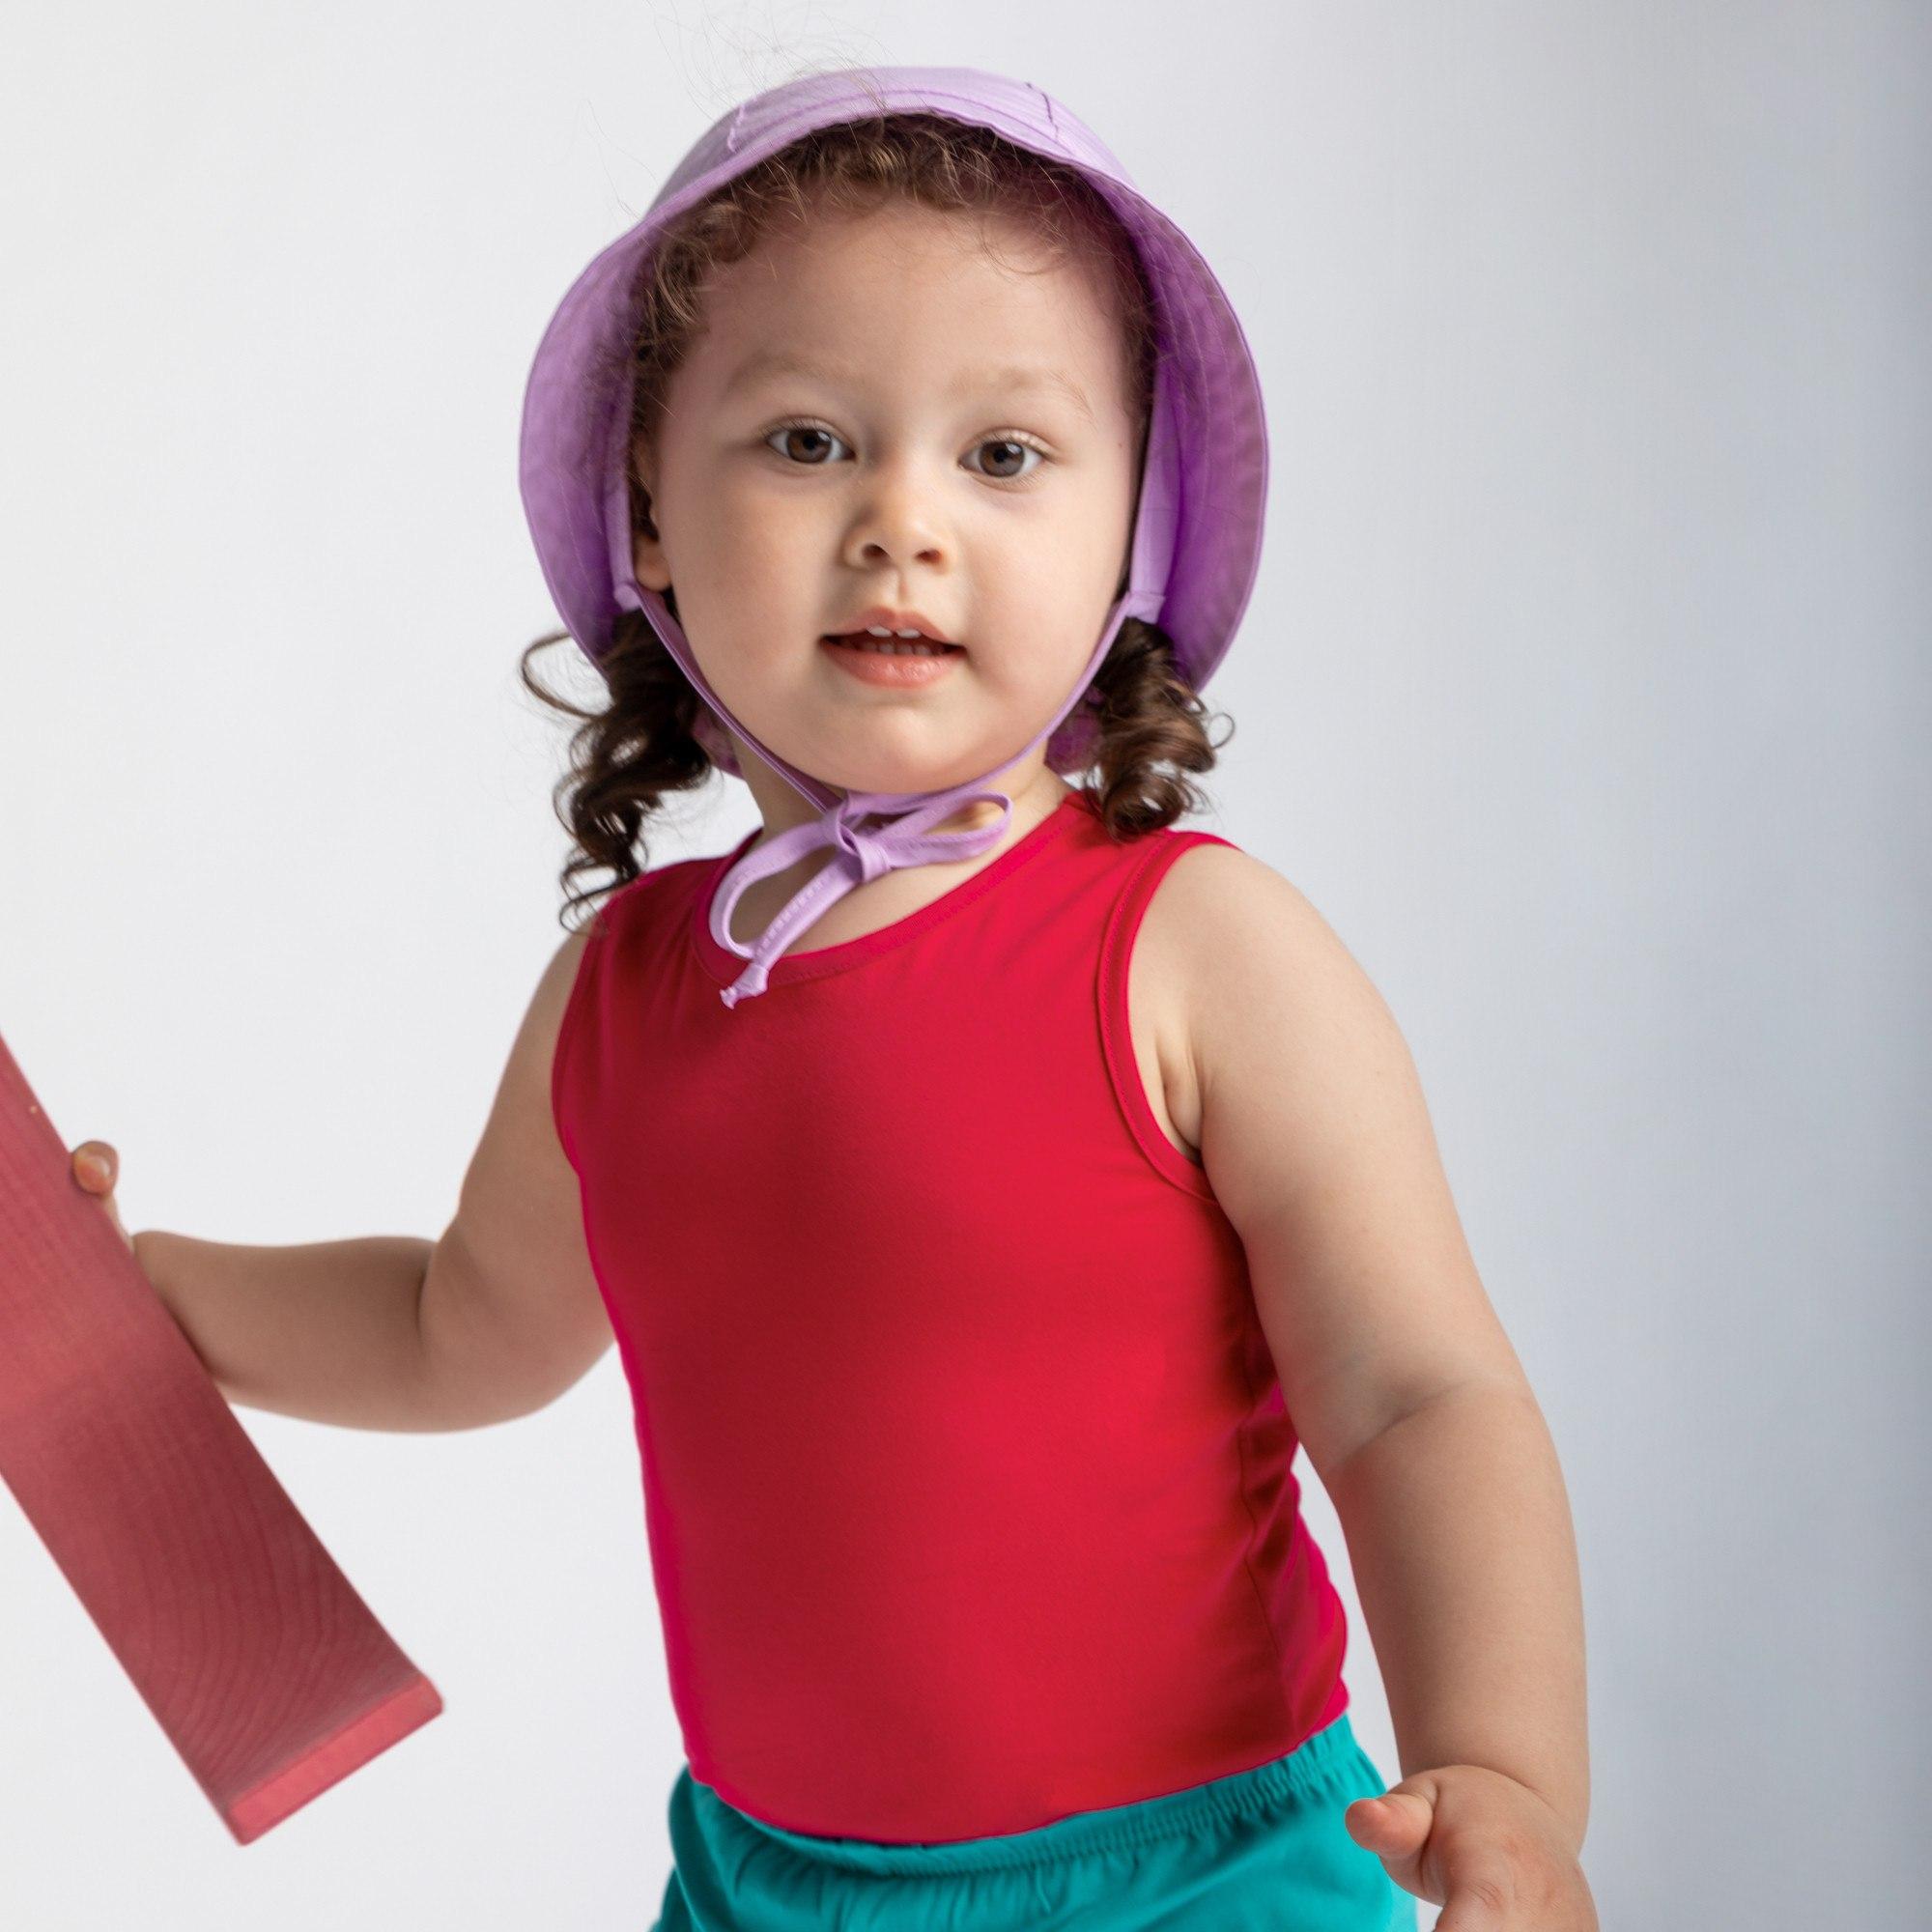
top-left (970, 606), bottom-right (1107, 707)
top-left (662, 509), bottom-right (801, 667)
top-left (721, 476), bottom-right (830, 574)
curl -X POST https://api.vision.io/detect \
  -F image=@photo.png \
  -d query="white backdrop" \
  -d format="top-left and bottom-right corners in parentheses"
top-left (2, 4), bottom-right (1925, 1927)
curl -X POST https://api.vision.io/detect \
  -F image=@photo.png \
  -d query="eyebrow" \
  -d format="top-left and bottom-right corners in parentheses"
top-left (724, 348), bottom-right (1096, 426)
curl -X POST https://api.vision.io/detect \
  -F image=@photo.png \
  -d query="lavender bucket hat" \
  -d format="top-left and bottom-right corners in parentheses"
top-left (519, 64), bottom-right (1267, 1008)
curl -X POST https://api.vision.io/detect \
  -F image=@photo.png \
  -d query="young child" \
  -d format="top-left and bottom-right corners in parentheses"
top-left (81, 64), bottom-right (1597, 1931)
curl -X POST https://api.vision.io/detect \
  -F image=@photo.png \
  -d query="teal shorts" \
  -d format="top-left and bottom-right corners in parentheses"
top-left (649, 1711), bottom-right (1418, 1930)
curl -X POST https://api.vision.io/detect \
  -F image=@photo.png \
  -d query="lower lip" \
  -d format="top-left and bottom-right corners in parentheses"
top-left (820, 635), bottom-right (963, 687)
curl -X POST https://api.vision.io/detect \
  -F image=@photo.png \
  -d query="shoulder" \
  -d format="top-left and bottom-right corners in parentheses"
top-left (565, 852), bottom-right (709, 950)
top-left (537, 873), bottom-right (663, 1055)
top-left (1138, 836), bottom-right (1416, 1227)
top-left (1134, 834), bottom-right (1354, 1014)
top-left (1140, 837), bottom-right (1372, 1006)
top-left (545, 849), bottom-right (724, 1031)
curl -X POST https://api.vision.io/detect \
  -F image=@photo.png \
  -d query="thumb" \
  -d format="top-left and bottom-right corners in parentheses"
top-left (1345, 1785), bottom-right (1435, 1856)
top-left (70, 1141), bottom-right (132, 1253)
top-left (73, 1141), bottom-right (116, 1190)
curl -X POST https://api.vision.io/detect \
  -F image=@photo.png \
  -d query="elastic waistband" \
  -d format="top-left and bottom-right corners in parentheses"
top-left (701, 1715), bottom-right (1367, 1875)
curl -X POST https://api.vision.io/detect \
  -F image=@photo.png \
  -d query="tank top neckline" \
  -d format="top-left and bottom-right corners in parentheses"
top-left (689, 788), bottom-right (1094, 992)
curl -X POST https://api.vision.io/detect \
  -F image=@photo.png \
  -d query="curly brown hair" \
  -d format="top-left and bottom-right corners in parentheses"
top-left (520, 98), bottom-right (1235, 931)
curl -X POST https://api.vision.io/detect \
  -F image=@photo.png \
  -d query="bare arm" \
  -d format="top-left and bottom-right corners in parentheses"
top-left (412, 927), bottom-right (613, 1429)
top-left (133, 1228), bottom-right (438, 1432)
top-left (128, 927), bottom-right (612, 1434)
top-left (1164, 845), bottom-right (1590, 1856)
top-left (1321, 1375), bottom-right (1589, 1859)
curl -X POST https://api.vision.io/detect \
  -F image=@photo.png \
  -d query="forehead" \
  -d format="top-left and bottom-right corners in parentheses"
top-left (723, 344), bottom-right (1100, 427)
top-left (688, 200), bottom-right (1128, 414)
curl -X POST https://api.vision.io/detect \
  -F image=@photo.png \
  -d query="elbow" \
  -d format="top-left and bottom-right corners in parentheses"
top-left (1317, 1369), bottom-right (1538, 1490)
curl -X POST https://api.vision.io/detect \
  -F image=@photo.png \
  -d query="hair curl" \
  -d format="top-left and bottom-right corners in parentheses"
top-left (521, 95), bottom-right (1234, 931)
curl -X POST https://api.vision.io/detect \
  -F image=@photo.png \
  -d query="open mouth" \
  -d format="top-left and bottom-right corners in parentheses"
top-left (821, 633), bottom-right (963, 658)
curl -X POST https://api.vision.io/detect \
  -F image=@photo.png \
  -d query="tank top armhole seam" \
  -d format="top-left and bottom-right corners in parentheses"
top-left (1094, 828), bottom-right (1236, 1199)
top-left (549, 877), bottom-right (643, 1172)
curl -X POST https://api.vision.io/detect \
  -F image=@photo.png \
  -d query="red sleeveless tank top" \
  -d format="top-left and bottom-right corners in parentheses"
top-left (551, 788), bottom-right (1350, 1842)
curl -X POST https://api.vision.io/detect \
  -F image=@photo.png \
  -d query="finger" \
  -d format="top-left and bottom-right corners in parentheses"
top-left (72, 1143), bottom-right (116, 1191)
top-left (1344, 1789), bottom-right (1432, 1855)
top-left (69, 1145), bottom-right (133, 1251)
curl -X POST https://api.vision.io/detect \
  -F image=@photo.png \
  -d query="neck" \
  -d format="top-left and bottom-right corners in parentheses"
top-left (740, 748), bottom-right (1070, 844)
top-left (728, 754), bottom-right (1075, 931)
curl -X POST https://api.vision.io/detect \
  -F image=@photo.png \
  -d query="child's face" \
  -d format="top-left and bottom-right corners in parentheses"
top-left (632, 198), bottom-right (1143, 807)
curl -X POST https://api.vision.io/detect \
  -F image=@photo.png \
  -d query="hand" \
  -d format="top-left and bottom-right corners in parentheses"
top-left (70, 1139), bottom-right (134, 1254)
top-left (1345, 1761), bottom-right (1598, 1930)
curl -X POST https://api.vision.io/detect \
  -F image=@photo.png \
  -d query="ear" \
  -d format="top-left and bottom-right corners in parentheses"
top-left (630, 440), bottom-right (672, 593)
top-left (633, 526), bottom-right (671, 594)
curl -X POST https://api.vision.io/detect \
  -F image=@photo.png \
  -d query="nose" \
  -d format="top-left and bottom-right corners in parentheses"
top-left (838, 452), bottom-right (950, 574)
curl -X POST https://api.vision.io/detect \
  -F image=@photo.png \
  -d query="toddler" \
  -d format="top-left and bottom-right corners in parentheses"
top-left (81, 64), bottom-right (1597, 1931)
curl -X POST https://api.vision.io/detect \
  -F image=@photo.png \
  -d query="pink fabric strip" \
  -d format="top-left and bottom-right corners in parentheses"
top-left (0, 1031), bottom-right (441, 1843)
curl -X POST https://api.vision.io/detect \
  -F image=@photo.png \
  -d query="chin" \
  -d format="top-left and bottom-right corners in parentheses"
top-left (797, 740), bottom-right (990, 803)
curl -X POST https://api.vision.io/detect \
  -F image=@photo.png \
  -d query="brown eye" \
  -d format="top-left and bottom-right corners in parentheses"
top-left (765, 423), bottom-right (847, 465)
top-left (968, 437), bottom-right (1044, 482)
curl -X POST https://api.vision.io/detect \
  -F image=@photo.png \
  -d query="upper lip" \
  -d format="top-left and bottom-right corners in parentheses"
top-left (824, 606), bottom-right (958, 646)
